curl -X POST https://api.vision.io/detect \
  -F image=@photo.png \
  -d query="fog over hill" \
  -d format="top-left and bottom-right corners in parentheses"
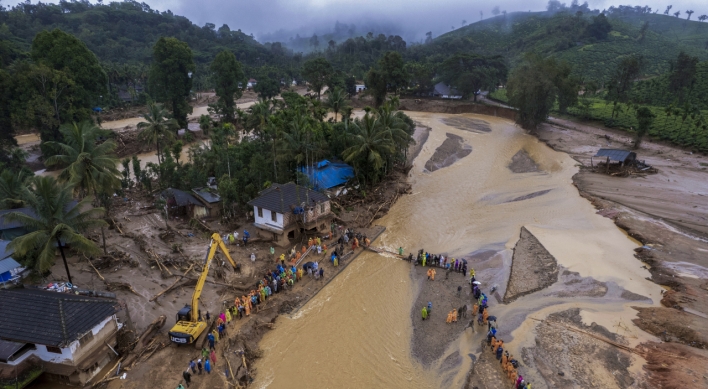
top-left (4, 0), bottom-right (708, 45)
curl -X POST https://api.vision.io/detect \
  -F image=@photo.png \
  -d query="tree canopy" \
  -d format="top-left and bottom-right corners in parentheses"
top-left (210, 50), bottom-right (245, 121)
top-left (302, 57), bottom-right (333, 99)
top-left (148, 37), bottom-right (195, 127)
top-left (438, 54), bottom-right (507, 101)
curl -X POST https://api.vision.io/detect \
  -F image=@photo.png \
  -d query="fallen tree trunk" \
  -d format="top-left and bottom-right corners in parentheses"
top-left (105, 281), bottom-right (141, 297)
top-left (122, 315), bottom-right (166, 368)
top-left (150, 264), bottom-right (194, 302)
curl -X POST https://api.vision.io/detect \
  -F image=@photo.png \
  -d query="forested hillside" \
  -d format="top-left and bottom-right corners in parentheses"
top-left (0, 0), bottom-right (277, 66)
top-left (411, 6), bottom-right (708, 82)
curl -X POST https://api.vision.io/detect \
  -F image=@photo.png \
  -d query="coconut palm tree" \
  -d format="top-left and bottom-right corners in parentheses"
top-left (324, 87), bottom-right (349, 122)
top-left (342, 112), bottom-right (395, 184)
top-left (246, 99), bottom-right (274, 139)
top-left (377, 102), bottom-right (414, 164)
top-left (6, 177), bottom-right (106, 282)
top-left (0, 170), bottom-right (31, 209)
top-left (45, 121), bottom-right (121, 199)
top-left (44, 121), bottom-right (121, 253)
top-left (282, 109), bottom-right (314, 166)
top-left (137, 102), bottom-right (177, 164)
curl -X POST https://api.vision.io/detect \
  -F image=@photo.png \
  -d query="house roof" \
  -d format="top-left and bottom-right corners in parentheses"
top-left (298, 160), bottom-right (354, 190)
top-left (0, 201), bottom-right (79, 231)
top-left (248, 182), bottom-right (329, 213)
top-left (0, 241), bottom-right (13, 260)
top-left (0, 258), bottom-right (20, 274)
top-left (433, 82), bottom-right (460, 96)
top-left (192, 188), bottom-right (221, 204)
top-left (0, 208), bottom-right (35, 231)
top-left (594, 149), bottom-right (636, 162)
top-left (0, 288), bottom-right (117, 347)
top-left (162, 188), bottom-right (202, 207)
top-left (0, 339), bottom-right (25, 361)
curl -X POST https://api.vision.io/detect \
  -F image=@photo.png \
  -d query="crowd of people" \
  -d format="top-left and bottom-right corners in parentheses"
top-left (179, 231), bottom-right (531, 388)
top-left (405, 246), bottom-right (530, 389)
top-left (176, 225), bottom-right (371, 388)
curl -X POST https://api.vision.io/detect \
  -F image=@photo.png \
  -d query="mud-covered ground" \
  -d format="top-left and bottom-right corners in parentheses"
top-left (424, 133), bottom-right (472, 172)
top-left (503, 227), bottom-right (558, 303)
top-left (409, 262), bottom-right (473, 365)
top-left (533, 117), bottom-right (708, 388)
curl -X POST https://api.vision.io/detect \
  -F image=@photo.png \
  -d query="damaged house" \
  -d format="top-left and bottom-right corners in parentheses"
top-left (0, 288), bottom-right (120, 386)
top-left (248, 183), bottom-right (332, 246)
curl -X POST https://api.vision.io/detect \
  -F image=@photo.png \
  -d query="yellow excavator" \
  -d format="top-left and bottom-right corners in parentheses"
top-left (168, 233), bottom-right (238, 345)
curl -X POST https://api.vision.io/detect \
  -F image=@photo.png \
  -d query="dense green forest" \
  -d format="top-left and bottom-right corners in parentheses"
top-left (3, 0), bottom-right (708, 157)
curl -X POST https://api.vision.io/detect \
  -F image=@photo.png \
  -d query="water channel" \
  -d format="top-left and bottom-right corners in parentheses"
top-left (252, 112), bottom-right (661, 388)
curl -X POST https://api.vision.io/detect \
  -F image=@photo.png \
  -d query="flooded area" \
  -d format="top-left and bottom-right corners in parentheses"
top-left (253, 112), bottom-right (661, 388)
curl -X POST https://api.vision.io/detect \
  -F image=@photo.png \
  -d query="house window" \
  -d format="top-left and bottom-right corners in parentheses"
top-left (271, 211), bottom-right (277, 222)
top-left (258, 207), bottom-right (263, 218)
top-left (78, 331), bottom-right (94, 347)
top-left (320, 203), bottom-right (325, 213)
top-left (46, 346), bottom-right (62, 354)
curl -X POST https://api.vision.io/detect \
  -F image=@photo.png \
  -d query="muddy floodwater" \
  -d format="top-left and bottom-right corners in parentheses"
top-left (253, 113), bottom-right (661, 388)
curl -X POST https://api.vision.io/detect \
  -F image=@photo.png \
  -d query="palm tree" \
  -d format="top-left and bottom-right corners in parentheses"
top-left (342, 112), bottom-right (395, 184)
top-left (377, 102), bottom-right (414, 164)
top-left (324, 87), bottom-right (349, 122)
top-left (282, 109), bottom-right (313, 166)
top-left (45, 121), bottom-right (121, 253)
top-left (246, 99), bottom-right (274, 139)
top-left (45, 121), bottom-right (121, 199)
top-left (6, 177), bottom-right (106, 282)
top-left (137, 102), bottom-right (177, 164)
top-left (0, 170), bottom-right (31, 209)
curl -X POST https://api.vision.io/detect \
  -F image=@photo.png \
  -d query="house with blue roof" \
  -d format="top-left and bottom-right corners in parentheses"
top-left (298, 160), bottom-right (354, 191)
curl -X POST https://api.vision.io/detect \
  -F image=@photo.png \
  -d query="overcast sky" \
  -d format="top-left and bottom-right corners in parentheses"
top-left (5, 0), bottom-right (708, 41)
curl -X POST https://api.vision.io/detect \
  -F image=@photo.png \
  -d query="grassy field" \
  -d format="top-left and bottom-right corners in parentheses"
top-left (489, 89), bottom-right (708, 151)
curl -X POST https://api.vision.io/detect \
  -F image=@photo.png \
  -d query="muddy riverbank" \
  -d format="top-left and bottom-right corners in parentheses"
top-left (26, 102), bottom-right (708, 389)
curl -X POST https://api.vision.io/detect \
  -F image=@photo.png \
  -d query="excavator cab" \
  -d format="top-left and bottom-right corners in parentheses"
top-left (176, 305), bottom-right (195, 322)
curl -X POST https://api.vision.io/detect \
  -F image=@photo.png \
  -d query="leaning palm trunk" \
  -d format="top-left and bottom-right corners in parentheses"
top-left (56, 236), bottom-right (73, 284)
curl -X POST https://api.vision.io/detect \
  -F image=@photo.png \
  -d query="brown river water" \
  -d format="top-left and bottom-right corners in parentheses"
top-left (21, 110), bottom-right (661, 387)
top-left (252, 113), bottom-right (662, 389)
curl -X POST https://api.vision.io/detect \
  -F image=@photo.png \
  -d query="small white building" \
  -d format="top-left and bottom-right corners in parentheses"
top-left (432, 82), bottom-right (463, 99)
top-left (0, 289), bottom-right (120, 386)
top-left (355, 84), bottom-right (366, 93)
top-left (248, 182), bottom-right (333, 246)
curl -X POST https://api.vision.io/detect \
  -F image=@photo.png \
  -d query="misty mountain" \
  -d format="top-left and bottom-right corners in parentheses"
top-left (411, 6), bottom-right (708, 82)
top-left (259, 20), bottom-right (414, 54)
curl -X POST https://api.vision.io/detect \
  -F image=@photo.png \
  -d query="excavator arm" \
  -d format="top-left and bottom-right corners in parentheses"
top-left (169, 233), bottom-right (239, 344)
top-left (190, 233), bottom-right (238, 323)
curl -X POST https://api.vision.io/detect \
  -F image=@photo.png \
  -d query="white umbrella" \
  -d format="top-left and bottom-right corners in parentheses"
top-left (472, 281), bottom-right (481, 285)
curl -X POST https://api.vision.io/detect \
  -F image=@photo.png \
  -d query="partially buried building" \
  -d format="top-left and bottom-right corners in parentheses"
top-left (0, 288), bottom-right (120, 386)
top-left (248, 182), bottom-right (332, 246)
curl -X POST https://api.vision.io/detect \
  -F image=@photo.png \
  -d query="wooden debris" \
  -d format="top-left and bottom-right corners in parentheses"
top-left (122, 315), bottom-right (166, 368)
top-left (91, 357), bottom-right (123, 388)
top-left (86, 256), bottom-right (105, 281)
top-left (105, 281), bottom-right (141, 297)
top-left (150, 264), bottom-right (194, 302)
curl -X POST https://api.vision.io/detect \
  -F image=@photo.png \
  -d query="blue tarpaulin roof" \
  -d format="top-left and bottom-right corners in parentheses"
top-left (298, 160), bottom-right (354, 190)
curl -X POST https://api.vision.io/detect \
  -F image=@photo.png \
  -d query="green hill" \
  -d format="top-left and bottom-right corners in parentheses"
top-left (632, 60), bottom-right (708, 110)
top-left (0, 1), bottom-right (279, 67)
top-left (411, 9), bottom-right (708, 82)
